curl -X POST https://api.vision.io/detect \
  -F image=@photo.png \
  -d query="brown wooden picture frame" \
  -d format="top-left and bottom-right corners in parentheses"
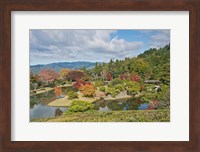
top-left (0, 0), bottom-right (200, 151)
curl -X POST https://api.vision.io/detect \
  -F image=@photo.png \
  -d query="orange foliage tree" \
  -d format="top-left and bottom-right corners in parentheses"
top-left (72, 79), bottom-right (92, 90)
top-left (80, 84), bottom-right (96, 97)
top-left (67, 70), bottom-right (89, 81)
top-left (54, 87), bottom-right (62, 96)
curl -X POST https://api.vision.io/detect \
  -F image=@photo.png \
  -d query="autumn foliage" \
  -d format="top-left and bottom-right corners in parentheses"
top-left (59, 68), bottom-right (71, 79)
top-left (54, 87), bottom-right (62, 96)
top-left (119, 73), bottom-right (129, 80)
top-left (39, 69), bottom-right (59, 82)
top-left (72, 79), bottom-right (92, 90)
top-left (130, 74), bottom-right (140, 82)
top-left (67, 70), bottom-right (89, 81)
top-left (106, 73), bottom-right (113, 81)
top-left (80, 84), bottom-right (96, 97)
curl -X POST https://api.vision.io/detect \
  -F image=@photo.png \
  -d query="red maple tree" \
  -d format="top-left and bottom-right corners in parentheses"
top-left (39, 69), bottom-right (59, 82)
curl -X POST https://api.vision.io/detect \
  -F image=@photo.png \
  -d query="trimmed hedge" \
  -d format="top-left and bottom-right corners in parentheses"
top-left (32, 109), bottom-right (170, 122)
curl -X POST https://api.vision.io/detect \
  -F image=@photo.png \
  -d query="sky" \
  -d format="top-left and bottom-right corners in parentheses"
top-left (30, 29), bottom-right (170, 65)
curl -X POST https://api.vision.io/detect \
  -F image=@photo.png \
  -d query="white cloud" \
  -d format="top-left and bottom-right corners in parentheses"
top-left (150, 30), bottom-right (170, 49)
top-left (30, 30), bottom-right (143, 64)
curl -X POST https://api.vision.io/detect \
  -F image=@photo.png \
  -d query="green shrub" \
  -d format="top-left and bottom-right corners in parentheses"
top-left (141, 96), bottom-right (150, 103)
top-left (141, 92), bottom-right (158, 102)
top-left (109, 78), bottom-right (124, 87)
top-left (68, 91), bottom-right (78, 100)
top-left (99, 86), bottom-right (106, 92)
top-left (61, 81), bottom-right (66, 85)
top-left (144, 84), bottom-right (155, 92)
top-left (106, 87), bottom-right (119, 98)
top-left (157, 85), bottom-right (170, 109)
top-left (68, 100), bottom-right (94, 112)
top-left (115, 84), bottom-right (125, 91)
top-left (48, 83), bottom-right (56, 88)
top-left (125, 81), bottom-right (140, 95)
top-left (95, 80), bottom-right (104, 87)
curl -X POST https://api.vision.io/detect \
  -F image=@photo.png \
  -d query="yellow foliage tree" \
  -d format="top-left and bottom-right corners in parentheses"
top-left (59, 68), bottom-right (71, 80)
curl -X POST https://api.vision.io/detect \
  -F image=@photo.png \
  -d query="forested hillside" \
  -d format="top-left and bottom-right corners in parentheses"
top-left (30, 61), bottom-right (96, 74)
top-left (88, 44), bottom-right (170, 84)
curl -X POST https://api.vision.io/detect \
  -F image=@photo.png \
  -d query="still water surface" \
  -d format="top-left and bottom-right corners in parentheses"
top-left (30, 89), bottom-right (149, 120)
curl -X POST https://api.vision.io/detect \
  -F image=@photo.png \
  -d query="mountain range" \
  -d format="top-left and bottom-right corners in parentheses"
top-left (30, 61), bottom-right (97, 74)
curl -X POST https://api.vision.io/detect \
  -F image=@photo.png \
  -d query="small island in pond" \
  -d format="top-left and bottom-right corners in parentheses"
top-left (30, 29), bottom-right (170, 122)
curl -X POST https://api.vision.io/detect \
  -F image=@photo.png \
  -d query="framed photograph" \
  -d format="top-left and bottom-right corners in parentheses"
top-left (0, 0), bottom-right (199, 151)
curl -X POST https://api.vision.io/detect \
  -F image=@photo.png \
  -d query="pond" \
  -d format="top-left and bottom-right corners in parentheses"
top-left (30, 87), bottom-right (149, 120)
top-left (30, 104), bottom-right (67, 120)
top-left (93, 98), bottom-right (149, 112)
top-left (30, 87), bottom-right (71, 120)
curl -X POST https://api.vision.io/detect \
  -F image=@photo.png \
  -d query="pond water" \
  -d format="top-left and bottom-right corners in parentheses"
top-left (30, 86), bottom-right (76, 120)
top-left (93, 98), bottom-right (149, 112)
top-left (30, 88), bottom-right (149, 120)
top-left (30, 104), bottom-right (67, 120)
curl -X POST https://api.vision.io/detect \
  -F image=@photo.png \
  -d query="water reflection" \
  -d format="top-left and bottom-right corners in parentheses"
top-left (138, 103), bottom-right (149, 110)
top-left (30, 87), bottom-right (77, 120)
top-left (94, 98), bottom-right (149, 112)
top-left (30, 87), bottom-right (150, 120)
top-left (30, 103), bottom-right (67, 120)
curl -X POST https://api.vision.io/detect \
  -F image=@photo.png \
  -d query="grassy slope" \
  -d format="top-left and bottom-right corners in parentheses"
top-left (32, 109), bottom-right (170, 122)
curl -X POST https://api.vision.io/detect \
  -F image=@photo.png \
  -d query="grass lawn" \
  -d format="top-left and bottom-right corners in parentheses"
top-left (32, 109), bottom-right (170, 122)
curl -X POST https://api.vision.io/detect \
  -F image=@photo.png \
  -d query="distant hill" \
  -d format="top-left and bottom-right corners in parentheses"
top-left (30, 61), bottom-right (97, 74)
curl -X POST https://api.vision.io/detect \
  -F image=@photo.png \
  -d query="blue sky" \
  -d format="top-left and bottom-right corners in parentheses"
top-left (30, 29), bottom-right (170, 65)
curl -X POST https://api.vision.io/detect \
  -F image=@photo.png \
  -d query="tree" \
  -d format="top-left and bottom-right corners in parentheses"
top-left (93, 62), bottom-right (101, 75)
top-left (80, 84), bottom-right (96, 97)
top-left (130, 73), bottom-right (140, 82)
top-left (72, 79), bottom-right (92, 90)
top-left (54, 87), bottom-right (62, 97)
top-left (39, 69), bottom-right (59, 82)
top-left (59, 68), bottom-right (71, 80)
top-left (100, 70), bottom-right (107, 81)
top-left (125, 81), bottom-right (141, 95)
top-left (67, 70), bottom-right (89, 81)
top-left (106, 73), bottom-right (113, 81)
top-left (30, 72), bottom-right (41, 90)
top-left (129, 58), bottom-right (150, 78)
top-left (119, 72), bottom-right (130, 80)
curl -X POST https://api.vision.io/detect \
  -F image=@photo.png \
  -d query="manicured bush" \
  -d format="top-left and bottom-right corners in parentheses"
top-left (109, 78), bottom-right (124, 87)
top-left (125, 81), bottom-right (141, 95)
top-left (68, 100), bottom-right (94, 112)
top-left (106, 87), bottom-right (119, 98)
top-left (95, 80), bottom-right (104, 87)
top-left (99, 86), bottom-right (106, 92)
top-left (68, 91), bottom-right (78, 100)
top-left (115, 84), bottom-right (125, 91)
